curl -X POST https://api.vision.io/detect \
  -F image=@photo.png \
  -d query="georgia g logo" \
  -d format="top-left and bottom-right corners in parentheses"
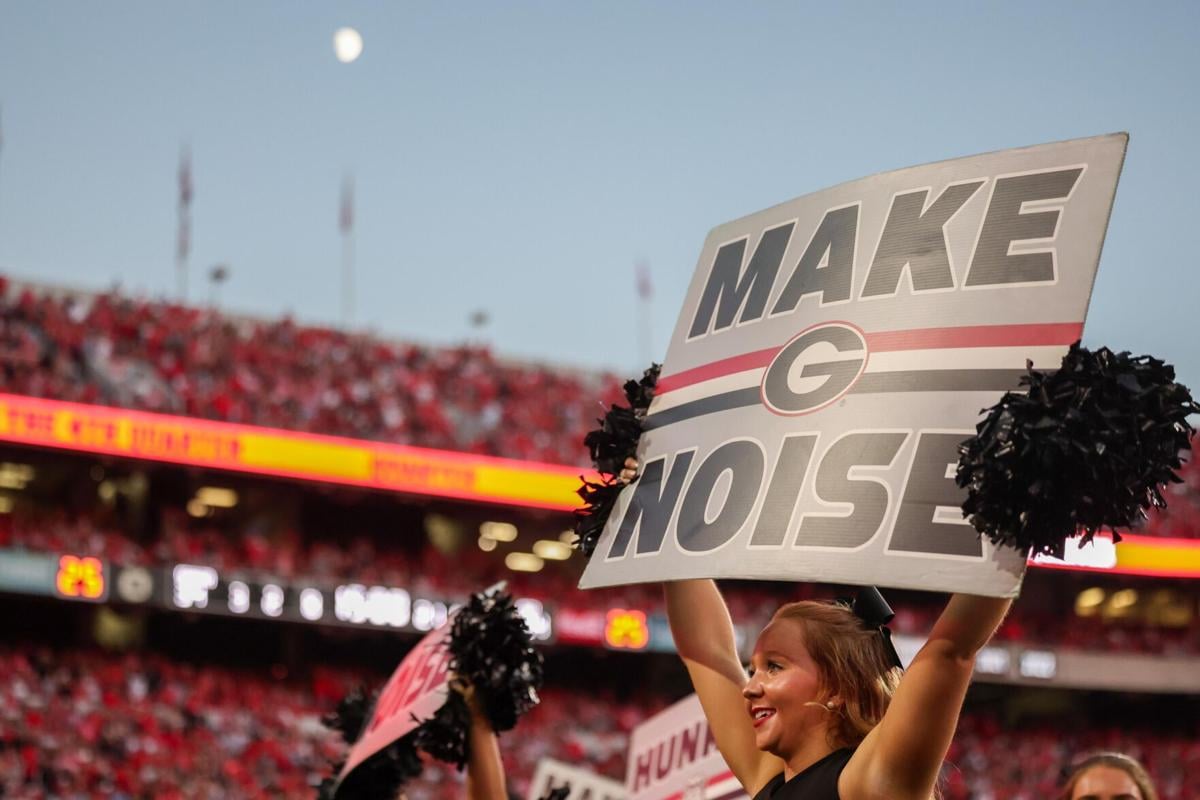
top-left (760, 321), bottom-right (869, 415)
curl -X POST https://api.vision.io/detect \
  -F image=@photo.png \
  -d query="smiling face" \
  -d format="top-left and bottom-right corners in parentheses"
top-left (742, 617), bottom-right (831, 758)
top-left (1070, 765), bottom-right (1145, 800)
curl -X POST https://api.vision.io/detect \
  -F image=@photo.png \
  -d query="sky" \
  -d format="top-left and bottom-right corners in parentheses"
top-left (1, 2), bottom-right (1198, 383)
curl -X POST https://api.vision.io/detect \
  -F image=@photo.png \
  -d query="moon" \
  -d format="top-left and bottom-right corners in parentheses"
top-left (333, 27), bottom-right (363, 64)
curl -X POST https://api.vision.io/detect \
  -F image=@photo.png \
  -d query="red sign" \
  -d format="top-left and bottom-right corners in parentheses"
top-left (555, 608), bottom-right (608, 646)
top-left (604, 609), bottom-right (650, 650)
top-left (338, 624), bottom-right (453, 781)
top-left (55, 555), bottom-right (107, 601)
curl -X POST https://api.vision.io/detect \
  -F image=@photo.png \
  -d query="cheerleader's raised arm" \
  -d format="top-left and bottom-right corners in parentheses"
top-left (660, 577), bottom-right (1008, 800)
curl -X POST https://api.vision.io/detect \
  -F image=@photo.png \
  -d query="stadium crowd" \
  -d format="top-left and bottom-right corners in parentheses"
top-left (2, 277), bottom-right (1197, 539)
top-left (945, 710), bottom-right (1200, 799)
top-left (0, 278), bottom-right (622, 466)
top-left (4, 273), bottom-right (1195, 532)
top-left (1, 645), bottom-right (1196, 800)
top-left (0, 645), bottom-right (644, 800)
top-left (3, 277), bottom-right (1200, 799)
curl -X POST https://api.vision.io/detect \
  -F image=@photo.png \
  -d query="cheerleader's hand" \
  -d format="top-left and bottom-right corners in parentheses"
top-left (619, 457), bottom-right (639, 485)
top-left (451, 676), bottom-right (488, 724)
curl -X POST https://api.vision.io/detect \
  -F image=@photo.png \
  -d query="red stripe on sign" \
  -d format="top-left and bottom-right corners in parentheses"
top-left (707, 770), bottom-right (736, 786)
top-left (709, 790), bottom-right (749, 800)
top-left (866, 322), bottom-right (1082, 352)
top-left (656, 348), bottom-right (776, 394)
top-left (657, 322), bottom-right (1081, 395)
top-left (659, 772), bottom-right (737, 800)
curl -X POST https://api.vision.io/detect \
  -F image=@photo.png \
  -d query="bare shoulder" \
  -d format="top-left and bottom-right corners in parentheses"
top-left (836, 730), bottom-right (878, 800)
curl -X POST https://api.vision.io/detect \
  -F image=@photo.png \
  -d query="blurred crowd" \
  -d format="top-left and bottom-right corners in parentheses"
top-left (0, 278), bottom-right (622, 466)
top-left (1149, 456), bottom-right (1200, 539)
top-left (0, 646), bottom-right (646, 800)
top-left (945, 712), bottom-right (1200, 800)
top-left (2, 277), bottom-right (1197, 538)
top-left (3, 505), bottom-right (1199, 656)
top-left (1, 646), bottom-right (1196, 800)
top-left (0, 647), bottom-right (329, 800)
top-left (3, 278), bottom-right (1200, 800)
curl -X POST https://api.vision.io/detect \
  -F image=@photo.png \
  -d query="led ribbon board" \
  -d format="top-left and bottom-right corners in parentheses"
top-left (0, 393), bottom-right (585, 510)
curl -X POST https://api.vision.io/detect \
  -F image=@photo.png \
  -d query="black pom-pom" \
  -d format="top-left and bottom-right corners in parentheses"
top-left (316, 775), bottom-right (338, 800)
top-left (448, 589), bottom-right (544, 733)
top-left (573, 476), bottom-right (622, 558)
top-left (318, 588), bottom-right (544, 797)
top-left (320, 739), bottom-right (423, 800)
top-left (316, 682), bottom-right (423, 798)
top-left (957, 342), bottom-right (1198, 558)
top-left (585, 406), bottom-right (641, 477)
top-left (324, 688), bottom-right (373, 745)
top-left (583, 363), bottom-right (660, 475)
top-left (317, 728), bottom-right (423, 800)
top-left (574, 364), bottom-right (660, 556)
top-left (317, 688), bottom-right (388, 800)
top-left (411, 690), bottom-right (471, 769)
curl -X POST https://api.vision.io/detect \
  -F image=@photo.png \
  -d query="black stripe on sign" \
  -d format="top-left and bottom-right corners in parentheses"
top-left (642, 369), bottom-right (1027, 430)
top-left (642, 387), bottom-right (761, 431)
top-left (850, 369), bottom-right (1027, 394)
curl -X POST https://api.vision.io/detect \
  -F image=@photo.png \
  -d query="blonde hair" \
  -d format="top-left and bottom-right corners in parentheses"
top-left (1058, 753), bottom-right (1158, 800)
top-left (770, 600), bottom-right (903, 750)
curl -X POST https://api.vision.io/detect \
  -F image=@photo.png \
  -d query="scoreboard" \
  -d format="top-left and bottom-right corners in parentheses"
top-left (0, 549), bottom-right (553, 641)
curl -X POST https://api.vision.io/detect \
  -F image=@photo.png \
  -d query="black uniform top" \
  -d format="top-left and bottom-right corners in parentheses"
top-left (750, 749), bottom-right (854, 800)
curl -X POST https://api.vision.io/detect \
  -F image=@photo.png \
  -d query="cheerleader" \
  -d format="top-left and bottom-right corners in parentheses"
top-left (620, 458), bottom-right (1010, 800)
top-left (593, 344), bottom-right (1194, 800)
top-left (323, 588), bottom-right (539, 800)
top-left (1058, 753), bottom-right (1158, 800)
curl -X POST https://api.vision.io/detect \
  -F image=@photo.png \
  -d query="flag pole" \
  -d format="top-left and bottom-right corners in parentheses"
top-left (340, 174), bottom-right (355, 327)
top-left (176, 146), bottom-right (192, 301)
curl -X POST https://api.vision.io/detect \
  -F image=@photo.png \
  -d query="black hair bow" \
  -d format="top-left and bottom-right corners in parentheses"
top-left (838, 586), bottom-right (903, 671)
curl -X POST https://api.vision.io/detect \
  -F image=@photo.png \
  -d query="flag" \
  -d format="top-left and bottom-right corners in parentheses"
top-left (635, 260), bottom-right (652, 301)
top-left (178, 147), bottom-right (192, 209)
top-left (340, 175), bottom-right (354, 234)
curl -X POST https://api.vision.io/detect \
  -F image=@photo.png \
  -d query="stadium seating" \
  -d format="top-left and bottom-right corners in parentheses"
top-left (3, 277), bottom-right (1200, 799)
top-left (2, 277), bottom-right (1195, 538)
top-left (0, 278), bottom-right (623, 466)
top-left (944, 711), bottom-right (1200, 799)
top-left (0, 645), bottom-right (652, 800)
top-left (1, 646), bottom-right (1196, 800)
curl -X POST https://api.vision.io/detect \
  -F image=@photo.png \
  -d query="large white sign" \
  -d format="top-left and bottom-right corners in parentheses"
top-left (528, 758), bottom-right (626, 800)
top-left (625, 695), bottom-right (746, 800)
top-left (581, 133), bottom-right (1127, 597)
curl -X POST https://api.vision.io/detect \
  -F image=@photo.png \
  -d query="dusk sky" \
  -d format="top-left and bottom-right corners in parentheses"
top-left (1, 2), bottom-right (1197, 382)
